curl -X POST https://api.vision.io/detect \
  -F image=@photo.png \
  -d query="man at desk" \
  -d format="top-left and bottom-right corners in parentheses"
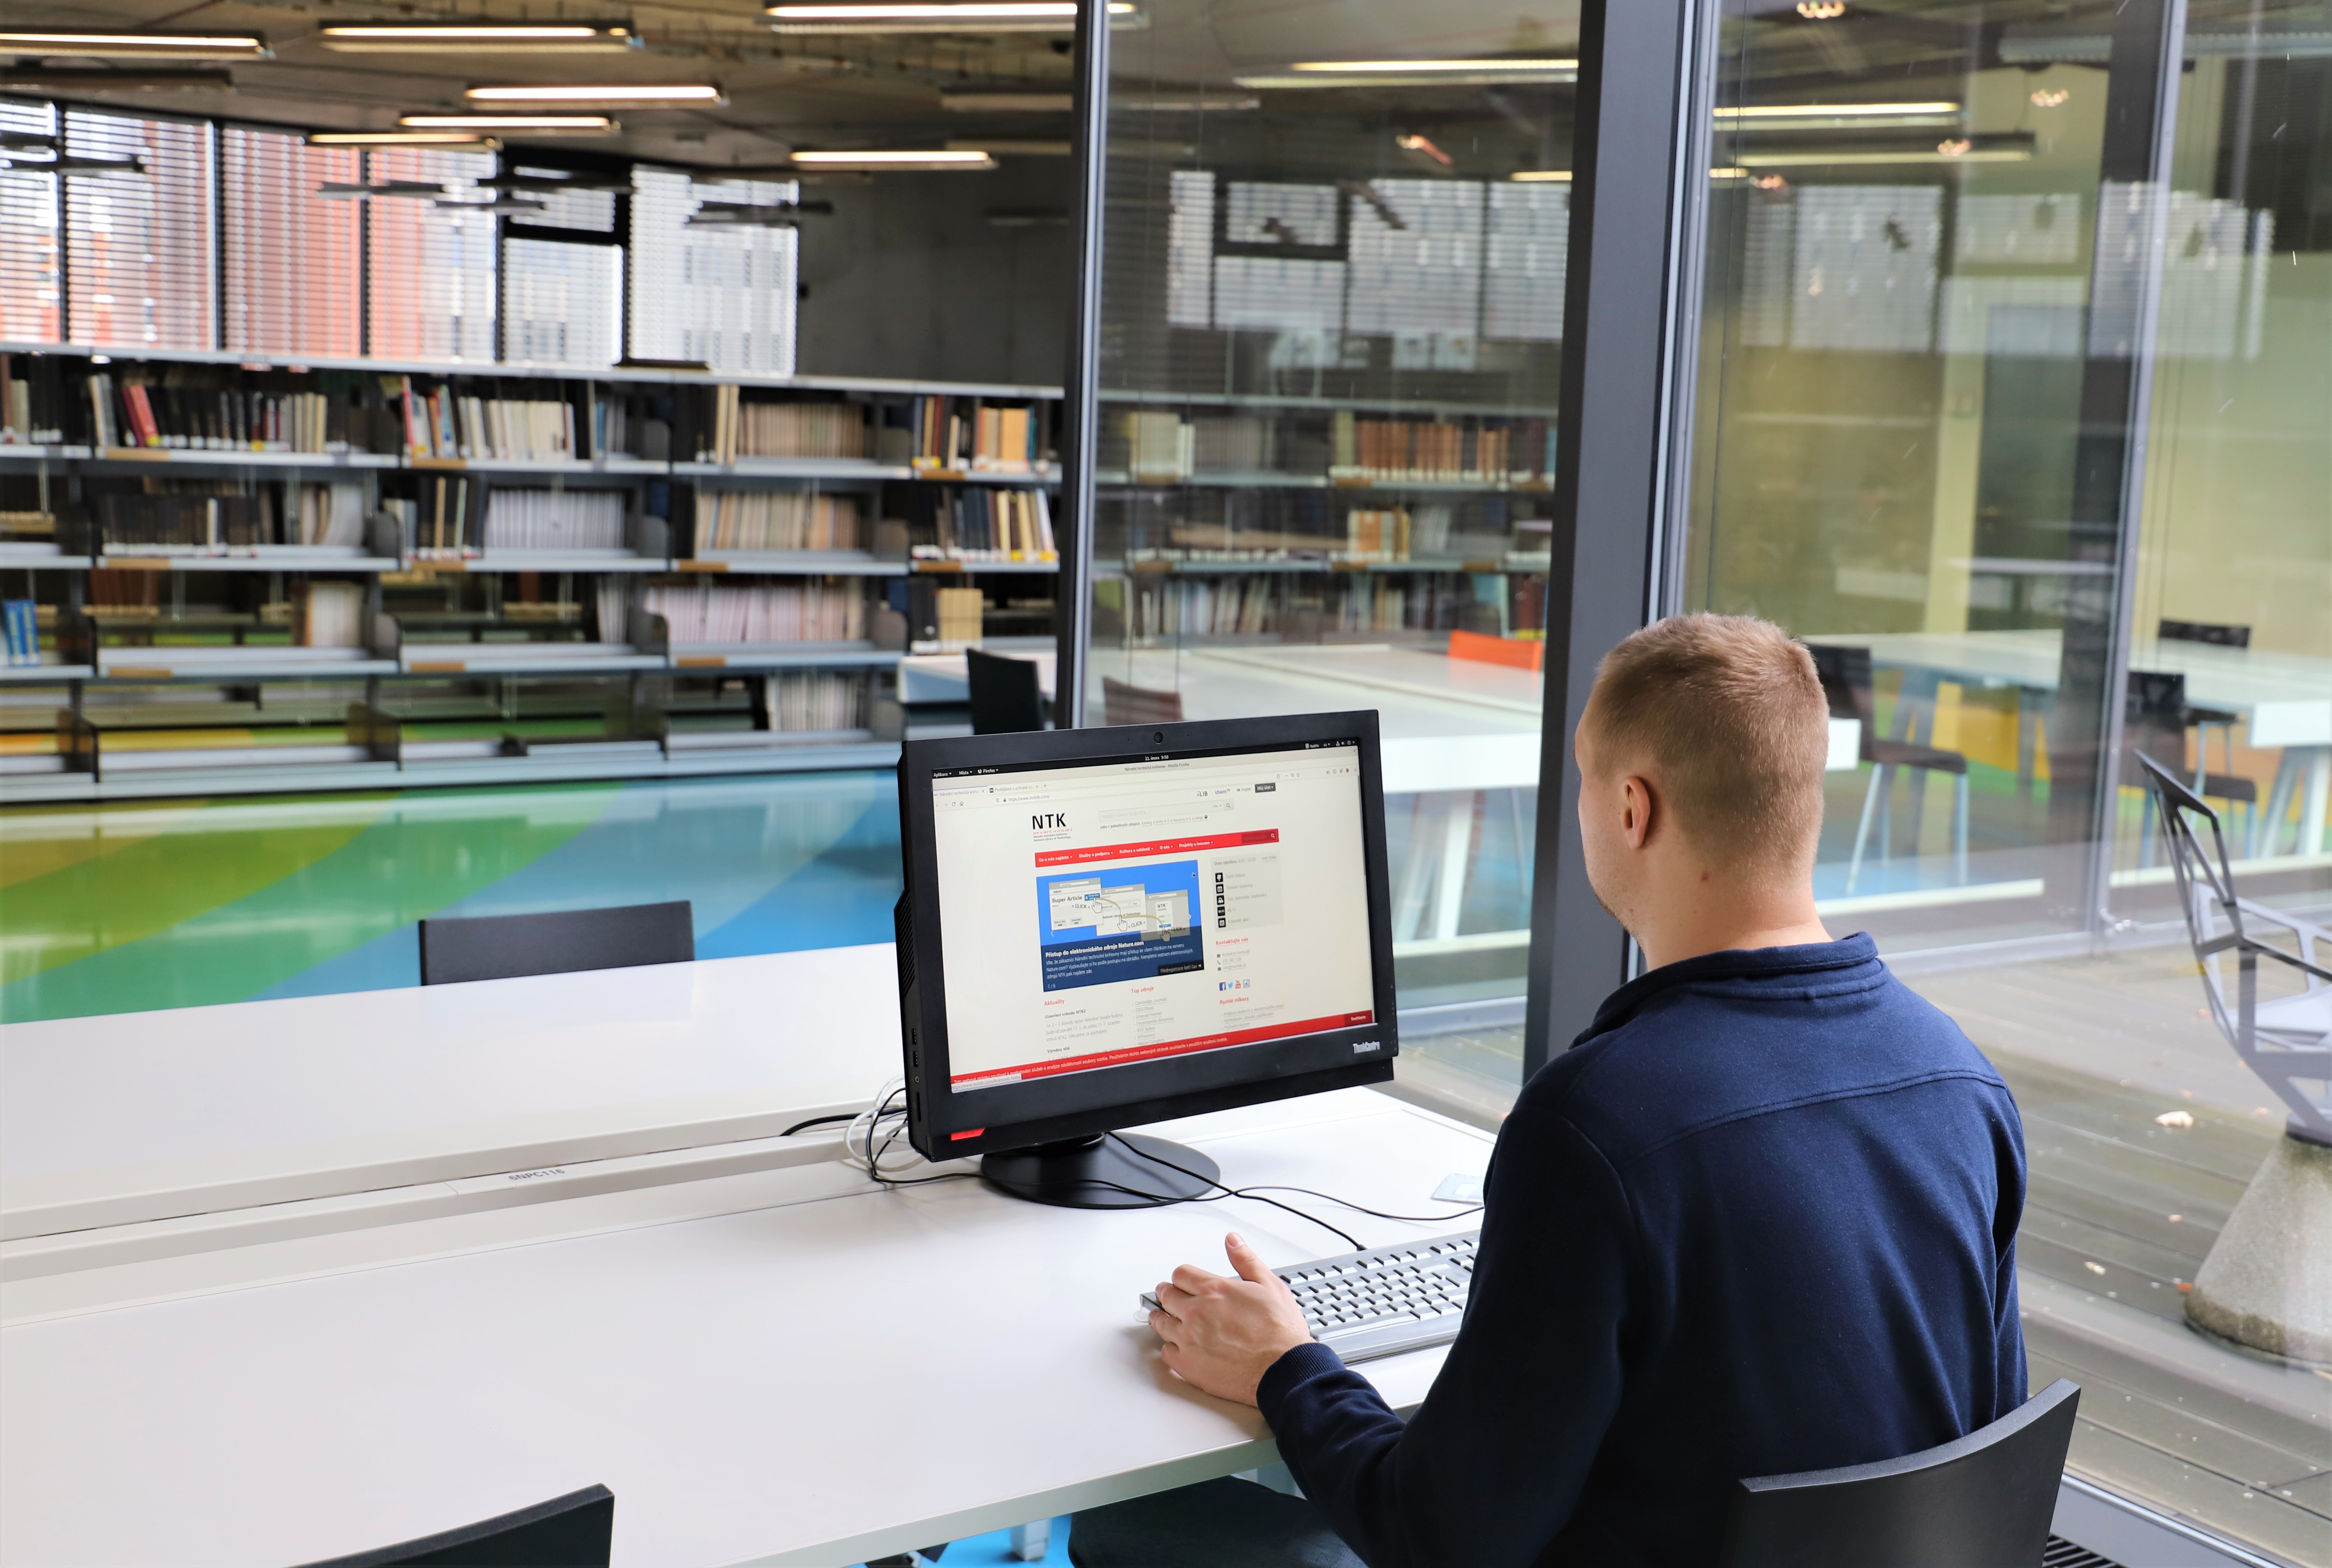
top-left (1101, 614), bottom-right (2029, 1566)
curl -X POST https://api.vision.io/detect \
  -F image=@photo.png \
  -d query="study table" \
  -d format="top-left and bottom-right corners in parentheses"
top-left (0, 947), bottom-right (1494, 1568)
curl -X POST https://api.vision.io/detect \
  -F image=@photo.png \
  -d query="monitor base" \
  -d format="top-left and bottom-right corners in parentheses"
top-left (981, 1132), bottom-right (1221, 1210)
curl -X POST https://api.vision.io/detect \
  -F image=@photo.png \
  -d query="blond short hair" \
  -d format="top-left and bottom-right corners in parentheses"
top-left (1582, 613), bottom-right (1829, 874)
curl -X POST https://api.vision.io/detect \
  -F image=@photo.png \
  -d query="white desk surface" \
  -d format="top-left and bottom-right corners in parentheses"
top-left (1809, 631), bottom-right (2332, 744)
top-left (1, 947), bottom-right (901, 1239)
top-left (1098, 645), bottom-right (1546, 794)
top-left (0, 1086), bottom-right (1491, 1568)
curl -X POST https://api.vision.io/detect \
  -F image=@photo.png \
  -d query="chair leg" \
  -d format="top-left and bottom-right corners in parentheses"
top-left (1850, 765), bottom-right (1884, 893)
top-left (1954, 773), bottom-right (1969, 885)
top-left (2138, 790), bottom-right (2157, 872)
top-left (1878, 763), bottom-right (1894, 866)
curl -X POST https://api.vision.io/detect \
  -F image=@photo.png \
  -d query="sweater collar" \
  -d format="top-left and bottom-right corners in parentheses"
top-left (1571, 932), bottom-right (1881, 1048)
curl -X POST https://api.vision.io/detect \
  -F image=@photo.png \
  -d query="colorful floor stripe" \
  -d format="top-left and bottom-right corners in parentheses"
top-left (0, 771), bottom-right (903, 1024)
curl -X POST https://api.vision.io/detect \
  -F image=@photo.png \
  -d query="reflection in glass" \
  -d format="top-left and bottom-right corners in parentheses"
top-left (1091, 2), bottom-right (1576, 1117)
top-left (1684, 4), bottom-right (2328, 1559)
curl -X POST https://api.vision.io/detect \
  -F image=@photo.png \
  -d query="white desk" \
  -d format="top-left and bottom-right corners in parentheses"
top-left (1, 947), bottom-right (900, 1240)
top-left (0, 1083), bottom-right (1489, 1567)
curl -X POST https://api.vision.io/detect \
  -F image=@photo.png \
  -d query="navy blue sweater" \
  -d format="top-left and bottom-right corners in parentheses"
top-left (1256, 935), bottom-right (2027, 1567)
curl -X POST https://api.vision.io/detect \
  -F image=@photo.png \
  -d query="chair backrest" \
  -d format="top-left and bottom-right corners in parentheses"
top-left (418, 901), bottom-right (694, 986)
top-left (298, 1483), bottom-right (613, 1567)
top-left (967, 648), bottom-right (1046, 734)
top-left (1102, 675), bottom-right (1184, 727)
top-left (1720, 1380), bottom-right (2079, 1568)
top-left (1807, 644), bottom-right (1877, 758)
top-left (2122, 670), bottom-right (2188, 769)
top-left (2159, 618), bottom-right (2251, 650)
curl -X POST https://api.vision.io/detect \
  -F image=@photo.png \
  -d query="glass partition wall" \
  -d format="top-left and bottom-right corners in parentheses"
top-left (1682, 2), bottom-right (2329, 1560)
top-left (1088, 0), bottom-right (1577, 1119)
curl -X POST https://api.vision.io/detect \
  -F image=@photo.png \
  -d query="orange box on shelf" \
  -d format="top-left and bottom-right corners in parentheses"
top-left (1448, 628), bottom-right (1544, 673)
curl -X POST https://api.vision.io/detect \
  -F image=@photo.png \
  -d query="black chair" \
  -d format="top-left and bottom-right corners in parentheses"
top-left (1102, 675), bottom-right (1183, 728)
top-left (967, 648), bottom-right (1046, 735)
top-left (1720, 1380), bottom-right (2079, 1568)
top-left (2125, 671), bottom-right (2256, 862)
top-left (298, 1483), bottom-right (613, 1567)
top-left (418, 900), bottom-right (694, 986)
top-left (1809, 644), bottom-right (1969, 891)
top-left (2156, 620), bottom-right (2262, 852)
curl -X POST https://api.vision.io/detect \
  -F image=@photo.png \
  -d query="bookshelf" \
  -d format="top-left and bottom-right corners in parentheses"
top-left (1, 348), bottom-right (1064, 802)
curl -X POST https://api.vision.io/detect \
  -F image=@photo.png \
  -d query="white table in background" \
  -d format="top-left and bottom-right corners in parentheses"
top-left (1811, 630), bottom-right (2332, 855)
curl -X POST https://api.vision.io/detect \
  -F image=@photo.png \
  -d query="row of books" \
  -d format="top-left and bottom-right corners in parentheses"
top-left (1329, 413), bottom-right (1556, 484)
top-left (1, 356), bottom-right (66, 445)
top-left (641, 582), bottom-right (868, 645)
top-left (482, 489), bottom-right (628, 552)
top-left (96, 493), bottom-right (268, 552)
top-left (294, 581), bottom-right (368, 648)
top-left (701, 390), bottom-right (869, 463)
top-left (909, 395), bottom-right (1047, 473)
top-left (1122, 577), bottom-right (1430, 639)
top-left (764, 669), bottom-right (868, 733)
top-left (929, 585), bottom-right (987, 647)
top-left (84, 374), bottom-right (359, 455)
top-left (293, 483), bottom-right (370, 549)
top-left (693, 491), bottom-right (863, 554)
top-left (2, 600), bottom-right (39, 666)
top-left (400, 379), bottom-right (581, 463)
top-left (383, 479), bottom-right (474, 558)
top-left (910, 487), bottom-right (1057, 562)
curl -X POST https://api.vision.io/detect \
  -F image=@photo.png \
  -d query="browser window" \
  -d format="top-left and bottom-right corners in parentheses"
top-left (931, 739), bottom-right (1377, 1090)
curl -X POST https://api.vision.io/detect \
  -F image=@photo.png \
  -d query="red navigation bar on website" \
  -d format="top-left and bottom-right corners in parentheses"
top-left (1032, 828), bottom-right (1279, 870)
top-left (952, 1008), bottom-right (1374, 1088)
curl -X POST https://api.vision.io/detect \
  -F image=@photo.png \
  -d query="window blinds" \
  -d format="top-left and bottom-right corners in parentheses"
top-left (629, 168), bottom-right (796, 374)
top-left (218, 127), bottom-right (360, 356)
top-left (503, 237), bottom-right (620, 367)
top-left (366, 148), bottom-right (496, 361)
top-left (63, 110), bottom-right (215, 350)
top-left (0, 101), bottom-right (61, 343)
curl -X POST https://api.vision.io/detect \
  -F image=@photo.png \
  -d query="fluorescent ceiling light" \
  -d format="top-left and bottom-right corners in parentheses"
top-left (1113, 91), bottom-right (1258, 111)
top-left (1237, 58), bottom-right (1575, 87)
top-left (1715, 102), bottom-right (1959, 119)
top-left (0, 31), bottom-right (267, 58)
top-left (1710, 166), bottom-right (1749, 179)
top-left (400, 114), bottom-right (618, 134)
top-left (1735, 145), bottom-right (2030, 166)
top-left (463, 84), bottom-right (723, 106)
top-left (769, 2), bottom-right (1134, 32)
top-left (791, 148), bottom-right (997, 168)
top-left (318, 23), bottom-right (639, 52)
top-left (310, 130), bottom-right (502, 147)
top-left (940, 92), bottom-right (1075, 111)
top-left (1510, 169), bottom-right (1570, 182)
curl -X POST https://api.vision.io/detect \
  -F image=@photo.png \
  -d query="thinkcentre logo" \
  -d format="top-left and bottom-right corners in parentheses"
top-left (1032, 812), bottom-right (1068, 830)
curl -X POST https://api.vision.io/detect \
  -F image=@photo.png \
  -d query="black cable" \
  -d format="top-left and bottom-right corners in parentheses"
top-left (1106, 1135), bottom-right (1363, 1250)
top-left (1235, 1185), bottom-right (1484, 1225)
top-left (780, 1111), bottom-right (859, 1137)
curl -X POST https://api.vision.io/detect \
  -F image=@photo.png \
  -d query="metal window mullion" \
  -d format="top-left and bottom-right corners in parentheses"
top-left (1520, 0), bottom-right (1713, 1077)
top-left (1052, 0), bottom-right (1112, 729)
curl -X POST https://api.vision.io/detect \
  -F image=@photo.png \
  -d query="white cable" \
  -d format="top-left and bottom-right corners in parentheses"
top-left (840, 1077), bottom-right (937, 1181)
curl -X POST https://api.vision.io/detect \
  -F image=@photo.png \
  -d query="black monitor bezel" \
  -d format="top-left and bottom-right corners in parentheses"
top-left (898, 709), bottom-right (1399, 1161)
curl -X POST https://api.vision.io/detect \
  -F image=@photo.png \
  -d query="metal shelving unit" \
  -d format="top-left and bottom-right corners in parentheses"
top-left (2, 351), bottom-right (1066, 803)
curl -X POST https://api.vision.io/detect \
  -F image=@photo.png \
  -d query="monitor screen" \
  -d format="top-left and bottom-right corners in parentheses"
top-left (933, 738), bottom-right (1376, 1091)
top-left (897, 711), bottom-right (1398, 1161)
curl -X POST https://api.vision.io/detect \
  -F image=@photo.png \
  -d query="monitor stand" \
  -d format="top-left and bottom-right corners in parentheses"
top-left (981, 1132), bottom-right (1221, 1210)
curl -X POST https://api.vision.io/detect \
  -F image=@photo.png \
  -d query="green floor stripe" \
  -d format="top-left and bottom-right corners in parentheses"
top-left (0, 783), bottom-right (624, 1023)
top-left (0, 796), bottom-right (395, 994)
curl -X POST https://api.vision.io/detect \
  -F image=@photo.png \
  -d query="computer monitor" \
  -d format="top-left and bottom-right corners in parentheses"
top-left (895, 709), bottom-right (1398, 1207)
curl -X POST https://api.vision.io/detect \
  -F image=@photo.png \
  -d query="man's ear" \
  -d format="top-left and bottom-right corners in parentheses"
top-left (1620, 775), bottom-right (1656, 851)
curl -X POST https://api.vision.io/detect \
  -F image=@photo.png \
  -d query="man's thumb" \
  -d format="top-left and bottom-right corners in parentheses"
top-left (1226, 1232), bottom-right (1271, 1283)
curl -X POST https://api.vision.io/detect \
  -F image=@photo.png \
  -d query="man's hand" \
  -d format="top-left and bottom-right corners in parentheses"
top-left (1147, 1233), bottom-right (1315, 1406)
